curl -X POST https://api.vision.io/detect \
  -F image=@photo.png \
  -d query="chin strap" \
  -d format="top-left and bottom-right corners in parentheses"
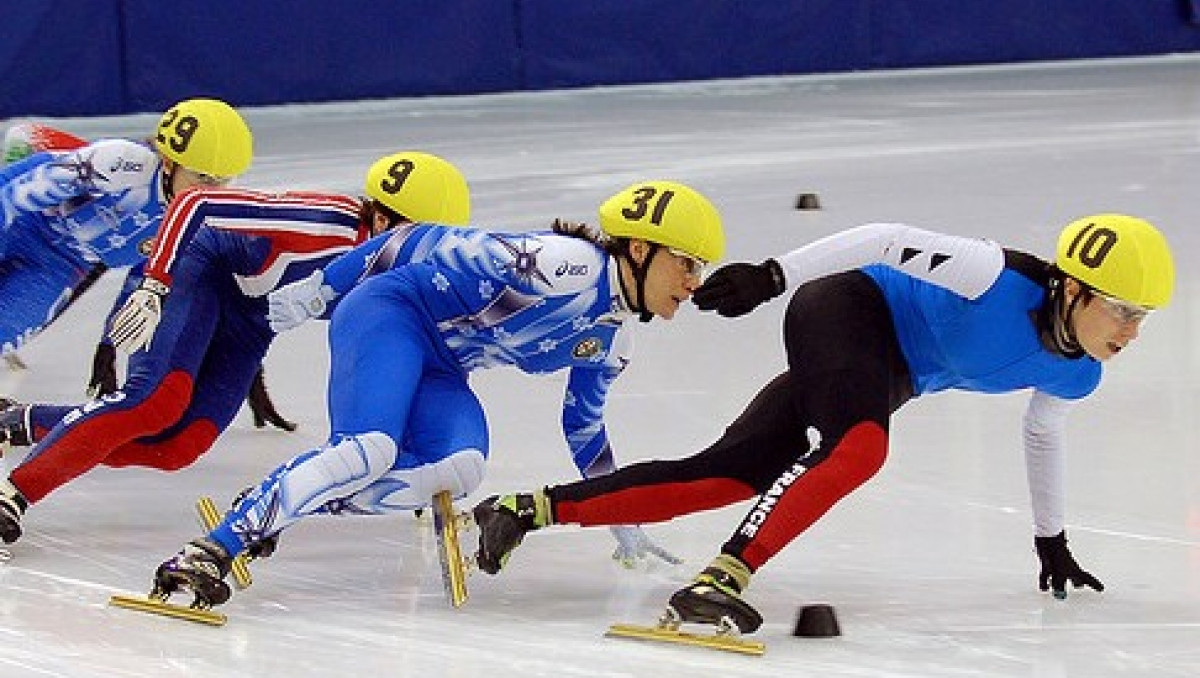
top-left (160, 163), bottom-right (177, 203)
top-left (1040, 280), bottom-right (1085, 358)
top-left (616, 244), bottom-right (661, 323)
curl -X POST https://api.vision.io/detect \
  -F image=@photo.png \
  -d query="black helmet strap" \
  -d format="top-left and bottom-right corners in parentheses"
top-left (616, 241), bottom-right (661, 323)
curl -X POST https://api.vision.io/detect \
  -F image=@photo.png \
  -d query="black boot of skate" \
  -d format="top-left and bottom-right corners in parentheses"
top-left (0, 483), bottom-right (29, 544)
top-left (472, 492), bottom-right (551, 575)
top-left (667, 562), bottom-right (764, 634)
top-left (153, 537), bottom-right (234, 609)
top-left (0, 400), bottom-right (32, 455)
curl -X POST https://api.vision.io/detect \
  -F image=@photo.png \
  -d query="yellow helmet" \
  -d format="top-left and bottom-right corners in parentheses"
top-left (1055, 213), bottom-right (1174, 308)
top-left (365, 151), bottom-right (470, 225)
top-left (154, 98), bottom-right (252, 178)
top-left (599, 180), bottom-right (725, 264)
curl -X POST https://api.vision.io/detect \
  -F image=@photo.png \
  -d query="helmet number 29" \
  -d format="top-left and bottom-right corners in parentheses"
top-left (620, 186), bottom-right (675, 226)
top-left (156, 109), bottom-right (200, 156)
top-left (1064, 222), bottom-right (1117, 269)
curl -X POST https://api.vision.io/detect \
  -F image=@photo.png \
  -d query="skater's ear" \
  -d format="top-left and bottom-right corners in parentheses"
top-left (626, 238), bottom-right (652, 265)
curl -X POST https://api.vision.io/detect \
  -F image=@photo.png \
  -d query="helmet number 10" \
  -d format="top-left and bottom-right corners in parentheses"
top-left (621, 186), bottom-right (675, 226)
top-left (156, 110), bottom-right (200, 156)
top-left (1064, 222), bottom-right (1117, 269)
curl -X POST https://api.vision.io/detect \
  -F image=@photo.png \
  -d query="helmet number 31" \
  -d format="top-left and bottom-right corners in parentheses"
top-left (621, 186), bottom-right (675, 226)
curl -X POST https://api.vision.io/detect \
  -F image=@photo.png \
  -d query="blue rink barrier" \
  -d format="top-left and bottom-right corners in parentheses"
top-left (3, 0), bottom-right (1199, 118)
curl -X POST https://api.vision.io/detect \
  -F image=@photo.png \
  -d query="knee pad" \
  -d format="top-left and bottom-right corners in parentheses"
top-left (395, 448), bottom-right (485, 499)
top-left (338, 448), bottom-right (486, 514)
top-left (281, 432), bottom-right (398, 513)
top-left (321, 431), bottom-right (398, 481)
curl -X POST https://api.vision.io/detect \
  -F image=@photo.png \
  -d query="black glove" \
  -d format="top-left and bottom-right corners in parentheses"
top-left (692, 259), bottom-right (786, 317)
top-left (86, 343), bottom-right (118, 397)
top-left (1035, 530), bottom-right (1104, 599)
top-left (247, 367), bottom-right (298, 431)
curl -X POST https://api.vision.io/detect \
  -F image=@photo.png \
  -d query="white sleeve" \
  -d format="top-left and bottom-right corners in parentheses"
top-left (1023, 390), bottom-right (1074, 537)
top-left (774, 222), bottom-right (1005, 300)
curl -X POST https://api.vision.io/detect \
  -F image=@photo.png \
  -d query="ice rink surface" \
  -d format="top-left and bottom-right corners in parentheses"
top-left (1, 54), bottom-right (1198, 676)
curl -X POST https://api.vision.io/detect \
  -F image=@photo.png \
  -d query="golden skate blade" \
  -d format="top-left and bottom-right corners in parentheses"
top-left (431, 490), bottom-right (469, 607)
top-left (606, 623), bottom-right (765, 656)
top-left (196, 496), bottom-right (252, 590)
top-left (109, 594), bottom-right (227, 627)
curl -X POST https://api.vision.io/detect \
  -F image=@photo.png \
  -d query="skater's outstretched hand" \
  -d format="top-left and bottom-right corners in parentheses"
top-left (1035, 530), bottom-right (1104, 599)
top-left (692, 259), bottom-right (786, 318)
top-left (609, 525), bottom-right (682, 569)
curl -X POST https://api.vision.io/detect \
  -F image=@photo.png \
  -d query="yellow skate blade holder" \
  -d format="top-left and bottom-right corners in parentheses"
top-left (109, 593), bottom-right (227, 627)
top-left (431, 490), bottom-right (470, 607)
top-left (196, 496), bottom-right (253, 590)
top-left (606, 623), bottom-right (765, 656)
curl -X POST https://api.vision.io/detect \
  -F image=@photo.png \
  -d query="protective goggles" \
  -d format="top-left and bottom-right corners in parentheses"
top-left (1095, 292), bottom-right (1152, 325)
top-left (667, 248), bottom-right (707, 276)
top-left (179, 166), bottom-right (232, 186)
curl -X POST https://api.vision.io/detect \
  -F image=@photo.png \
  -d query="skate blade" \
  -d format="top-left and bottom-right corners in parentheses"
top-left (196, 496), bottom-right (253, 590)
top-left (109, 594), bottom-right (227, 627)
top-left (431, 490), bottom-right (470, 607)
top-left (606, 623), bottom-right (765, 656)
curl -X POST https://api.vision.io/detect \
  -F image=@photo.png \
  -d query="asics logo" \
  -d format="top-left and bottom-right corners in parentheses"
top-left (555, 261), bottom-right (588, 277)
top-left (109, 157), bottom-right (145, 173)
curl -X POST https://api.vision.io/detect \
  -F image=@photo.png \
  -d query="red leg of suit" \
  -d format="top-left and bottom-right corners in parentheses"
top-left (732, 421), bottom-right (887, 570)
top-left (102, 418), bottom-right (220, 471)
top-left (10, 372), bottom-right (193, 503)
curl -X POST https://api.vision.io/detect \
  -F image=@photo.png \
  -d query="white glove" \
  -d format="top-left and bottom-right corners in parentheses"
top-left (267, 270), bottom-right (337, 332)
top-left (609, 525), bottom-right (683, 569)
top-left (109, 278), bottom-right (169, 353)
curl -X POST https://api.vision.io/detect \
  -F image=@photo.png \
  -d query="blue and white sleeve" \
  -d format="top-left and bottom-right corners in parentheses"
top-left (319, 230), bottom-right (398, 295)
top-left (0, 151), bottom-right (80, 223)
top-left (562, 362), bottom-right (625, 478)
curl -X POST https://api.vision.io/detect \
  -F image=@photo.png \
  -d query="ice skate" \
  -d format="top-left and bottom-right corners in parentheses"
top-left (472, 491), bottom-right (550, 575)
top-left (0, 400), bottom-right (31, 456)
top-left (151, 537), bottom-right (234, 610)
top-left (606, 556), bottom-right (766, 656)
top-left (110, 538), bottom-right (234, 626)
top-left (0, 484), bottom-right (28, 544)
top-left (666, 565), bottom-right (764, 634)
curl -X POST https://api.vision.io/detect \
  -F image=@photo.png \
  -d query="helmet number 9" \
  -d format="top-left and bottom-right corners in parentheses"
top-left (1065, 223), bottom-right (1117, 269)
top-left (378, 159), bottom-right (415, 195)
top-left (621, 186), bottom-right (675, 226)
top-left (156, 109), bottom-right (200, 155)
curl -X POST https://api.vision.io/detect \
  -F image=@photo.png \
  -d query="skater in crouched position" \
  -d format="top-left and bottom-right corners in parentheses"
top-left (152, 180), bottom-right (724, 610)
top-left (1, 120), bottom-right (295, 425)
top-left (472, 214), bottom-right (1174, 634)
top-left (0, 99), bottom-right (251, 361)
top-left (0, 150), bottom-right (468, 543)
